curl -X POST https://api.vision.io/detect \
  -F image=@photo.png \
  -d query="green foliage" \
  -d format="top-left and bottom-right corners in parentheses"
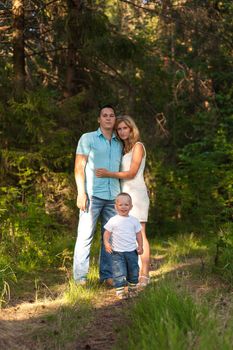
top-left (166, 233), bottom-right (207, 263)
top-left (5, 89), bottom-right (75, 170)
top-left (59, 91), bottom-right (98, 136)
top-left (0, 87), bottom-right (77, 274)
top-left (178, 126), bottom-right (233, 228)
top-left (7, 89), bottom-right (58, 145)
top-left (148, 161), bottom-right (184, 234)
top-left (148, 109), bottom-right (233, 234)
top-left (0, 186), bottom-right (74, 271)
top-left (0, 60), bottom-right (12, 102)
top-left (0, 265), bottom-right (16, 307)
top-left (214, 223), bottom-right (233, 284)
top-left (0, 0), bottom-right (232, 280)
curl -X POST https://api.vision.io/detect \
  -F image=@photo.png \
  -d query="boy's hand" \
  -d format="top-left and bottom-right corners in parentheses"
top-left (104, 243), bottom-right (112, 254)
top-left (137, 246), bottom-right (143, 255)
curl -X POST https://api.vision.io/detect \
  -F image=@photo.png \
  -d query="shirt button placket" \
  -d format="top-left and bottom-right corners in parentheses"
top-left (107, 139), bottom-right (111, 200)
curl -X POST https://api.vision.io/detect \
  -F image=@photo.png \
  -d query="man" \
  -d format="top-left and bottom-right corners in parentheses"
top-left (73, 105), bottom-right (122, 285)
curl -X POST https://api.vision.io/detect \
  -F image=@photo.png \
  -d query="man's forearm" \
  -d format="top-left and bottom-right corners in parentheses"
top-left (74, 154), bottom-right (88, 210)
top-left (74, 154), bottom-right (88, 194)
top-left (75, 170), bottom-right (86, 194)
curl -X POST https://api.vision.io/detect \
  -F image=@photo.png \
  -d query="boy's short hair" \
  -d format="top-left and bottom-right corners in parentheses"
top-left (115, 192), bottom-right (132, 203)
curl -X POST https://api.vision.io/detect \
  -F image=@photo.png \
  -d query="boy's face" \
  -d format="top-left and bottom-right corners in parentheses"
top-left (115, 195), bottom-right (132, 216)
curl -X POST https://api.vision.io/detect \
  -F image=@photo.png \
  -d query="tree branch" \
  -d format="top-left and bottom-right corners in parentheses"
top-left (0, 25), bottom-right (11, 31)
top-left (26, 46), bottom-right (69, 57)
top-left (119, 0), bottom-right (158, 13)
top-left (95, 56), bottom-right (133, 92)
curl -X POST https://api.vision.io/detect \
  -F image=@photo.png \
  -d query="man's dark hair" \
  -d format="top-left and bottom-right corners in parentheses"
top-left (99, 104), bottom-right (116, 114)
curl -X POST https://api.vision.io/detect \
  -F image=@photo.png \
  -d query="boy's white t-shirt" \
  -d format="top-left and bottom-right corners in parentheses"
top-left (104, 214), bottom-right (142, 252)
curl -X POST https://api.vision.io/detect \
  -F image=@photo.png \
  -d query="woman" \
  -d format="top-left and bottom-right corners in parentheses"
top-left (95, 115), bottom-right (150, 286)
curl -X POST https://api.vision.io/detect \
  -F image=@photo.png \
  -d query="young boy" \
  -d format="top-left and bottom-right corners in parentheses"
top-left (103, 192), bottom-right (143, 299)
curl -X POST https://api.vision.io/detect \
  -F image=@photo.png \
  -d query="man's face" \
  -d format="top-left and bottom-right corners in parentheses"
top-left (98, 107), bottom-right (116, 131)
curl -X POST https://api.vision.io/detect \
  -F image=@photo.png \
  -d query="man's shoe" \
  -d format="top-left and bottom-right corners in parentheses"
top-left (74, 279), bottom-right (87, 286)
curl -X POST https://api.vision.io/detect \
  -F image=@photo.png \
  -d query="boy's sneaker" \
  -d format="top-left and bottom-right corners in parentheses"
top-left (116, 286), bottom-right (128, 300)
top-left (128, 283), bottom-right (138, 298)
top-left (116, 292), bottom-right (128, 300)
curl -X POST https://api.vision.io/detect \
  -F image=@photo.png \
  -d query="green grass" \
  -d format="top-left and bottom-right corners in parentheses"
top-left (212, 223), bottom-right (233, 284)
top-left (2, 226), bottom-right (233, 349)
top-left (26, 229), bottom-right (233, 348)
top-left (165, 233), bottom-right (208, 263)
top-left (12, 234), bottom-right (104, 349)
top-left (0, 264), bottom-right (16, 307)
top-left (115, 280), bottom-right (233, 350)
top-left (114, 230), bottom-right (233, 350)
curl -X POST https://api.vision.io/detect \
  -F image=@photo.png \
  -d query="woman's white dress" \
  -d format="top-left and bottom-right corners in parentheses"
top-left (120, 142), bottom-right (149, 222)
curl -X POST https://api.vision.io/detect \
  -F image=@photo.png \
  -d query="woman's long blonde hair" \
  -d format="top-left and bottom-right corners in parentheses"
top-left (115, 115), bottom-right (141, 154)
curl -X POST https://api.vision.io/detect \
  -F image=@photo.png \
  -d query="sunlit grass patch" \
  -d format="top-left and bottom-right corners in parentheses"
top-left (165, 233), bottom-right (207, 263)
top-left (115, 280), bottom-right (233, 350)
top-left (149, 237), bottom-right (168, 258)
top-left (30, 273), bottom-right (101, 348)
top-left (87, 263), bottom-right (101, 286)
top-left (149, 234), bottom-right (209, 282)
top-left (64, 278), bottom-right (98, 306)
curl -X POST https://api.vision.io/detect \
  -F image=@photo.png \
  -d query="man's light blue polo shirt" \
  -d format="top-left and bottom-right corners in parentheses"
top-left (76, 128), bottom-right (122, 200)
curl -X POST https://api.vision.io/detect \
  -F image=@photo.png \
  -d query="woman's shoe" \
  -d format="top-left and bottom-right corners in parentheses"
top-left (138, 275), bottom-right (150, 287)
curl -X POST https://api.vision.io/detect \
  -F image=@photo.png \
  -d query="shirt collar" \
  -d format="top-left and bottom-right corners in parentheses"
top-left (97, 127), bottom-right (117, 139)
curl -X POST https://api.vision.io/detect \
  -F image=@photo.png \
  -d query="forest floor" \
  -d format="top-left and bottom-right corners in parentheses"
top-left (0, 253), bottom-right (232, 350)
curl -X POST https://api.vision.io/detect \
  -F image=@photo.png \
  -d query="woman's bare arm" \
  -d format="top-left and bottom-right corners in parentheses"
top-left (136, 231), bottom-right (143, 255)
top-left (95, 143), bottom-right (144, 180)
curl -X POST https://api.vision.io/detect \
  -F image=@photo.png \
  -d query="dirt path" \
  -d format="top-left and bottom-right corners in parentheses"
top-left (0, 259), bottom-right (160, 350)
top-left (73, 255), bottom-right (166, 350)
top-left (74, 290), bottom-right (130, 350)
top-left (0, 280), bottom-right (135, 350)
top-left (0, 286), bottom-right (131, 350)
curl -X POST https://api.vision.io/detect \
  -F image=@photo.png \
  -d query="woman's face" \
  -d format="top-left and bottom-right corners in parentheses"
top-left (116, 121), bottom-right (131, 141)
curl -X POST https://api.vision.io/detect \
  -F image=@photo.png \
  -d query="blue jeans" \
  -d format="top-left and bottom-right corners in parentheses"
top-left (73, 196), bottom-right (116, 282)
top-left (112, 251), bottom-right (139, 288)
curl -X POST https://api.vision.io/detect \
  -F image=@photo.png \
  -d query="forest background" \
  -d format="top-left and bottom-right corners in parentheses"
top-left (0, 0), bottom-right (232, 293)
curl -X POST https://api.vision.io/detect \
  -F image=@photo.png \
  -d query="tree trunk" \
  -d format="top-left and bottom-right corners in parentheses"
top-left (12, 0), bottom-right (25, 100)
top-left (64, 0), bottom-right (83, 98)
